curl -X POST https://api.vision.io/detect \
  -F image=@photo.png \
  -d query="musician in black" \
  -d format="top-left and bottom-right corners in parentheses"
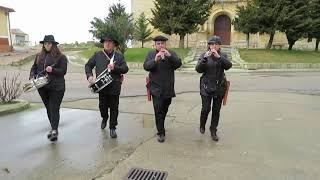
top-left (29, 35), bottom-right (68, 142)
top-left (144, 35), bottom-right (182, 143)
top-left (85, 33), bottom-right (129, 138)
top-left (195, 35), bottom-right (232, 141)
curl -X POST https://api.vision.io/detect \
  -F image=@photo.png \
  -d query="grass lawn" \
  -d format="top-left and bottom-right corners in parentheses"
top-left (81, 47), bottom-right (190, 63)
top-left (239, 49), bottom-right (320, 63)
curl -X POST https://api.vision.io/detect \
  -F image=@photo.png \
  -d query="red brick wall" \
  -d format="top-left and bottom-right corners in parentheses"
top-left (0, 38), bottom-right (10, 52)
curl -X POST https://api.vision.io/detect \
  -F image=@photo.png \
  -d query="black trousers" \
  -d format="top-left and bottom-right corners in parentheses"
top-left (152, 95), bottom-right (172, 136)
top-left (200, 95), bottom-right (223, 132)
top-left (38, 87), bottom-right (65, 131)
top-left (98, 93), bottom-right (119, 129)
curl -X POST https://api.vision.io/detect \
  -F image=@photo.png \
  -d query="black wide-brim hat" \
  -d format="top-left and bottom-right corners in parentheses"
top-left (153, 35), bottom-right (168, 42)
top-left (39, 35), bottom-right (59, 44)
top-left (100, 33), bottom-right (119, 46)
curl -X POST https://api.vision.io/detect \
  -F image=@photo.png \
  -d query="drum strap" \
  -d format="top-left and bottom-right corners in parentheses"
top-left (102, 50), bottom-right (115, 73)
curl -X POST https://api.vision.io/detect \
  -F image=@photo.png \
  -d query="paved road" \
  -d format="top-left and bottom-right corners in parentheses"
top-left (1, 60), bottom-right (320, 179)
top-left (1, 64), bottom-right (320, 103)
top-left (0, 107), bottom-right (160, 180)
top-left (1, 90), bottom-right (320, 180)
top-left (20, 71), bottom-right (320, 102)
top-left (1, 51), bottom-right (320, 102)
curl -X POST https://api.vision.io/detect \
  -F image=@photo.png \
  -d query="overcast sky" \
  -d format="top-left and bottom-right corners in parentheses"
top-left (1, 0), bottom-right (131, 44)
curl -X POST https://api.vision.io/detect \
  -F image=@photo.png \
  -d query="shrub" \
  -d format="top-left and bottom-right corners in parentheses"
top-left (0, 73), bottom-right (23, 103)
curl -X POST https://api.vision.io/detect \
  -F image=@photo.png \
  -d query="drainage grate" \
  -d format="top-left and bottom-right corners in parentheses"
top-left (126, 168), bottom-right (168, 180)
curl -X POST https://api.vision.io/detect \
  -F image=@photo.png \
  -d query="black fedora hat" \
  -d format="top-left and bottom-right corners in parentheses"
top-left (153, 35), bottom-right (168, 42)
top-left (100, 33), bottom-right (119, 46)
top-left (40, 35), bottom-right (59, 44)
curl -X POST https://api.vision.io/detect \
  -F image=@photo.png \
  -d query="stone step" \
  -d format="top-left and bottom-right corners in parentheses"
top-left (184, 62), bottom-right (241, 68)
top-left (181, 67), bottom-right (245, 72)
top-left (192, 45), bottom-right (233, 62)
top-left (232, 64), bottom-right (241, 68)
top-left (188, 46), bottom-right (243, 70)
top-left (183, 65), bottom-right (195, 69)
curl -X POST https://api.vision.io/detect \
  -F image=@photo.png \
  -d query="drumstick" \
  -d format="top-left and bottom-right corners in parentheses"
top-left (35, 63), bottom-right (57, 77)
top-left (107, 61), bottom-right (116, 72)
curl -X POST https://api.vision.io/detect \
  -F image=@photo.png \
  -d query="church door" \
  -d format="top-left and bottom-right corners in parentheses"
top-left (214, 15), bottom-right (231, 45)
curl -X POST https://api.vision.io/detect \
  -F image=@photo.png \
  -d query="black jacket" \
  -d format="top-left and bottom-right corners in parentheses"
top-left (85, 50), bottom-right (129, 95)
top-left (195, 51), bottom-right (232, 97)
top-left (30, 53), bottom-right (68, 91)
top-left (144, 49), bottom-right (182, 98)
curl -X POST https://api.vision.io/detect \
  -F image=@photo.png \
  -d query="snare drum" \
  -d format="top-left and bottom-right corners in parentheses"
top-left (89, 73), bottom-right (113, 93)
top-left (23, 75), bottom-right (49, 92)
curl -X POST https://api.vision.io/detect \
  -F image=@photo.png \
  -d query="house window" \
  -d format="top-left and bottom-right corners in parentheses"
top-left (16, 35), bottom-right (25, 44)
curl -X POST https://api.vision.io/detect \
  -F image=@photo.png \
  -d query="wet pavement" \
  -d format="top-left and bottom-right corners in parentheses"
top-left (99, 92), bottom-right (320, 180)
top-left (1, 52), bottom-right (320, 103)
top-left (4, 71), bottom-right (320, 103)
top-left (1, 55), bottom-right (320, 179)
top-left (1, 91), bottom-right (320, 179)
top-left (0, 107), bottom-right (167, 180)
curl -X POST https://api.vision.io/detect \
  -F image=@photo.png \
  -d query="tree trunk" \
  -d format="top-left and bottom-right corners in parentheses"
top-left (246, 33), bottom-right (250, 50)
top-left (288, 43), bottom-right (294, 50)
top-left (315, 38), bottom-right (319, 51)
top-left (179, 34), bottom-right (186, 48)
top-left (266, 32), bottom-right (275, 49)
top-left (286, 35), bottom-right (296, 51)
top-left (141, 41), bottom-right (144, 48)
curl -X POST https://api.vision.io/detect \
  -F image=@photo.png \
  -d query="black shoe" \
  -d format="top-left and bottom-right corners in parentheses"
top-left (200, 127), bottom-right (205, 134)
top-left (110, 129), bottom-right (117, 138)
top-left (101, 118), bottom-right (107, 129)
top-left (157, 134), bottom-right (165, 143)
top-left (47, 130), bottom-right (53, 139)
top-left (211, 131), bottom-right (219, 142)
top-left (50, 130), bottom-right (58, 142)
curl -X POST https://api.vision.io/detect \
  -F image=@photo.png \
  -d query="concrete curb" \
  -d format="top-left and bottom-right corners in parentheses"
top-left (103, 68), bottom-right (320, 76)
top-left (0, 99), bottom-right (30, 116)
top-left (179, 68), bottom-right (320, 74)
top-left (10, 54), bottom-right (36, 66)
top-left (127, 62), bottom-right (144, 69)
top-left (241, 63), bottom-right (320, 70)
